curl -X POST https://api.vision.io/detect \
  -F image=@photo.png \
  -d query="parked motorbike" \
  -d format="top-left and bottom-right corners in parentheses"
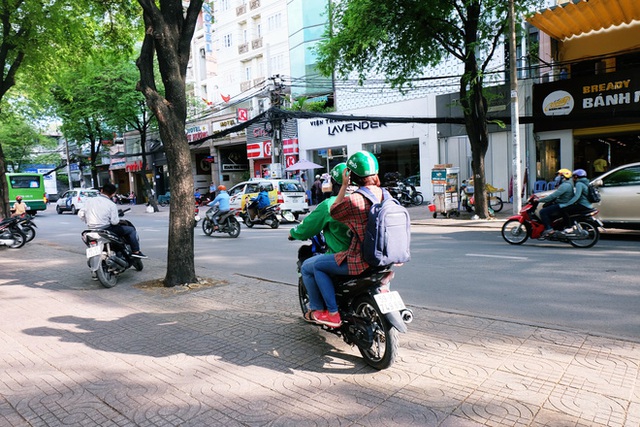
top-left (15, 214), bottom-right (37, 242)
top-left (0, 217), bottom-right (27, 249)
top-left (501, 195), bottom-right (603, 248)
top-left (386, 181), bottom-right (423, 207)
top-left (296, 235), bottom-right (412, 370)
top-left (81, 208), bottom-right (143, 288)
top-left (240, 200), bottom-right (282, 229)
top-left (112, 194), bottom-right (130, 205)
top-left (202, 208), bottom-right (241, 238)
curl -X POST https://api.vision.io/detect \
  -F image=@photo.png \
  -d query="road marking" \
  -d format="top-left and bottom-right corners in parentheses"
top-left (466, 253), bottom-right (528, 260)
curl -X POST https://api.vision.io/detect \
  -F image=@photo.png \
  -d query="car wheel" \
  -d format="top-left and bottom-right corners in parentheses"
top-left (71, 205), bottom-right (78, 215)
top-left (56, 206), bottom-right (63, 214)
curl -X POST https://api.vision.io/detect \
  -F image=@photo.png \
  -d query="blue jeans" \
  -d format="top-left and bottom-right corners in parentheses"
top-left (107, 224), bottom-right (140, 252)
top-left (540, 203), bottom-right (562, 230)
top-left (304, 253), bottom-right (349, 313)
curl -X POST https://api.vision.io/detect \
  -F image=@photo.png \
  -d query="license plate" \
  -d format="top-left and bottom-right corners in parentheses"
top-left (86, 245), bottom-right (102, 258)
top-left (373, 291), bottom-right (406, 314)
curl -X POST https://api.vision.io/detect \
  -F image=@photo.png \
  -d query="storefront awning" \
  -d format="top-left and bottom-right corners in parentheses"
top-left (527, 0), bottom-right (640, 40)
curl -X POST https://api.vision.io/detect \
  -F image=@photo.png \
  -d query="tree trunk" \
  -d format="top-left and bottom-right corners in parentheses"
top-left (0, 143), bottom-right (9, 218)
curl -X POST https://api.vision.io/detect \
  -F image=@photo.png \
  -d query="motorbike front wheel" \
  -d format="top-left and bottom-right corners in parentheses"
top-left (269, 217), bottom-right (280, 229)
top-left (202, 218), bottom-right (214, 236)
top-left (227, 217), bottom-right (241, 238)
top-left (353, 295), bottom-right (398, 370)
top-left (501, 219), bottom-right (529, 245)
top-left (569, 221), bottom-right (599, 248)
top-left (132, 258), bottom-right (144, 271)
top-left (411, 193), bottom-right (424, 206)
top-left (242, 214), bottom-right (254, 228)
top-left (298, 277), bottom-right (309, 315)
top-left (96, 261), bottom-right (118, 288)
top-left (21, 225), bottom-right (36, 242)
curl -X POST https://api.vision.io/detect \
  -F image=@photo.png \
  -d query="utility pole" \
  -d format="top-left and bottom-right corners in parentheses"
top-left (509, 0), bottom-right (522, 213)
top-left (268, 75), bottom-right (284, 178)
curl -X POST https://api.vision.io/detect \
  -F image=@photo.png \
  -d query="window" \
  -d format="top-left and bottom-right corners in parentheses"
top-left (10, 175), bottom-right (41, 189)
top-left (245, 66), bottom-right (252, 81)
top-left (267, 13), bottom-right (282, 31)
top-left (223, 34), bottom-right (232, 48)
top-left (219, 0), bottom-right (230, 11)
top-left (603, 166), bottom-right (640, 187)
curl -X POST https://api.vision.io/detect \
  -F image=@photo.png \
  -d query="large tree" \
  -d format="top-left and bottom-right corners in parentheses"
top-left (317, 0), bottom-right (537, 218)
top-left (0, 0), bottom-right (138, 217)
top-left (136, 0), bottom-right (204, 286)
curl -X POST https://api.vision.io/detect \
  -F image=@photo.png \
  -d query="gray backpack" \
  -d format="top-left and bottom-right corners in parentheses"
top-left (356, 187), bottom-right (411, 267)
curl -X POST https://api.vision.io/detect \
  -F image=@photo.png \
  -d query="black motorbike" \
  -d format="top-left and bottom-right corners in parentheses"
top-left (241, 200), bottom-right (282, 229)
top-left (296, 235), bottom-right (412, 370)
top-left (15, 214), bottom-right (37, 242)
top-left (0, 217), bottom-right (26, 249)
top-left (386, 181), bottom-right (423, 207)
top-left (81, 208), bottom-right (143, 288)
top-left (202, 208), bottom-right (241, 238)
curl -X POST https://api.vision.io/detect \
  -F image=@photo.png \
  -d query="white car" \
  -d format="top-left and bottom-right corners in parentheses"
top-left (227, 178), bottom-right (309, 220)
top-left (591, 162), bottom-right (640, 230)
top-left (55, 189), bottom-right (99, 215)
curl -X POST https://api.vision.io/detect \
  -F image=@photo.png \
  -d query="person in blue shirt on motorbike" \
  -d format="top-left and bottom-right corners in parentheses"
top-left (207, 185), bottom-right (230, 230)
top-left (255, 186), bottom-right (271, 216)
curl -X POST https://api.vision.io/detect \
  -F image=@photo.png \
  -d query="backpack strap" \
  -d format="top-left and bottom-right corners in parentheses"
top-left (355, 187), bottom-right (390, 204)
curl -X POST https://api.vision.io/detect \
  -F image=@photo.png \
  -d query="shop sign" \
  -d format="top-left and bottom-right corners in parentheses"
top-left (125, 160), bottom-right (143, 172)
top-left (310, 119), bottom-right (388, 136)
top-left (282, 138), bottom-right (298, 155)
top-left (110, 157), bottom-right (126, 170)
top-left (186, 124), bottom-right (209, 142)
top-left (533, 70), bottom-right (640, 131)
top-left (247, 140), bottom-right (272, 159)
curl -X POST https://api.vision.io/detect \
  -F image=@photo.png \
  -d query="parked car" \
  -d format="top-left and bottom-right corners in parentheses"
top-left (227, 178), bottom-right (309, 221)
top-left (592, 162), bottom-right (640, 230)
top-left (55, 189), bottom-right (99, 215)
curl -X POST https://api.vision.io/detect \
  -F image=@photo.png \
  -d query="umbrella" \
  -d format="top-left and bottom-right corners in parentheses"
top-left (285, 158), bottom-right (324, 171)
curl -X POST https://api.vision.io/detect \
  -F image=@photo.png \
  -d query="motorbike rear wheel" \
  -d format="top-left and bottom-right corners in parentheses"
top-left (353, 295), bottom-right (398, 370)
top-left (202, 218), bottom-right (214, 236)
top-left (501, 219), bottom-right (529, 245)
top-left (227, 217), bottom-right (241, 238)
top-left (96, 261), bottom-right (118, 288)
top-left (569, 221), bottom-right (599, 248)
top-left (8, 230), bottom-right (26, 249)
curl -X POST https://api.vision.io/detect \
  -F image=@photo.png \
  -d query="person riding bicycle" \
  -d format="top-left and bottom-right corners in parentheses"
top-left (288, 163), bottom-right (352, 325)
top-left (536, 168), bottom-right (574, 237)
top-left (207, 185), bottom-right (230, 230)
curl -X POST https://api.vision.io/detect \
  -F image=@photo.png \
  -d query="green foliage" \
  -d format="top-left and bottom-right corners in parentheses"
top-left (285, 95), bottom-right (334, 113)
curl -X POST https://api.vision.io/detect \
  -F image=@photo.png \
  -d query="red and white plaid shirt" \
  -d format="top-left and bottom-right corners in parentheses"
top-left (330, 185), bottom-right (383, 275)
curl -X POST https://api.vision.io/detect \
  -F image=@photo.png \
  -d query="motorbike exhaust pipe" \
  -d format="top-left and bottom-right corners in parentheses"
top-left (401, 309), bottom-right (414, 324)
top-left (106, 255), bottom-right (128, 270)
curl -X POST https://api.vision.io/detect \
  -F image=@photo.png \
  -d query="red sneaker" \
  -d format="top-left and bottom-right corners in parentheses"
top-left (314, 311), bottom-right (341, 328)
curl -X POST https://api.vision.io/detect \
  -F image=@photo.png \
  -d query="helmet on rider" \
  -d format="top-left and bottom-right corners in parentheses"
top-left (15, 196), bottom-right (23, 202)
top-left (330, 163), bottom-right (348, 185)
top-left (572, 169), bottom-right (587, 178)
top-left (557, 168), bottom-right (572, 179)
top-left (347, 151), bottom-right (378, 177)
top-left (217, 185), bottom-right (226, 191)
top-left (259, 185), bottom-right (266, 192)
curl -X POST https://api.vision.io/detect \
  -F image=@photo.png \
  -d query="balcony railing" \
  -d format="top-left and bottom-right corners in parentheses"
top-left (236, 4), bottom-right (246, 16)
top-left (251, 38), bottom-right (263, 50)
top-left (240, 80), bottom-right (252, 92)
top-left (238, 43), bottom-right (249, 54)
top-left (250, 0), bottom-right (260, 10)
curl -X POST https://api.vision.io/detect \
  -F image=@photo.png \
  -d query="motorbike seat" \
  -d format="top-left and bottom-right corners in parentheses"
top-left (332, 266), bottom-right (392, 285)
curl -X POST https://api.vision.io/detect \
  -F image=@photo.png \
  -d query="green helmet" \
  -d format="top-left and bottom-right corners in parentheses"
top-left (330, 163), bottom-right (347, 185)
top-left (347, 151), bottom-right (378, 177)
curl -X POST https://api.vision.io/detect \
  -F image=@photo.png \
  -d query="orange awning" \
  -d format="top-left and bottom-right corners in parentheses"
top-left (527, 0), bottom-right (640, 40)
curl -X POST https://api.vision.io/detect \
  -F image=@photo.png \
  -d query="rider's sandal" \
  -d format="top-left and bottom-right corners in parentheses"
top-left (303, 310), bottom-right (320, 323)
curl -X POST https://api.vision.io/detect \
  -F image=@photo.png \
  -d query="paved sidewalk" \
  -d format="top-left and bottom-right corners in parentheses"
top-left (1, 219), bottom-right (639, 426)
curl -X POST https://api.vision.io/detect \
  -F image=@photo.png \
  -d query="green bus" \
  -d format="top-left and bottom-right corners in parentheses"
top-left (7, 173), bottom-right (48, 214)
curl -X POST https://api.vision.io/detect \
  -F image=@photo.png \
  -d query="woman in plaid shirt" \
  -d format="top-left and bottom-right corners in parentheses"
top-left (308, 151), bottom-right (382, 328)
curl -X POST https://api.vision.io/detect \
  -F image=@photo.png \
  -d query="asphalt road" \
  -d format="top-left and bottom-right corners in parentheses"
top-left (32, 204), bottom-right (640, 342)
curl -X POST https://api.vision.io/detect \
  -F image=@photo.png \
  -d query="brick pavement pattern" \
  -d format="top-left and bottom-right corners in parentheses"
top-left (1, 237), bottom-right (639, 426)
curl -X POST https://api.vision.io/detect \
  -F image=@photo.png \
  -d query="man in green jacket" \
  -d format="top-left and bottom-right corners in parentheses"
top-left (288, 163), bottom-right (351, 323)
top-left (537, 168), bottom-right (574, 237)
